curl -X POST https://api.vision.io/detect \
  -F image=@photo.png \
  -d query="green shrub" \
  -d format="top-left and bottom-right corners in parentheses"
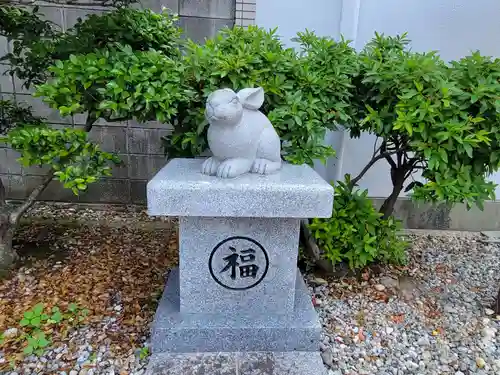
top-left (35, 45), bottom-right (192, 124)
top-left (68, 7), bottom-right (181, 57)
top-left (3, 124), bottom-right (120, 195)
top-left (0, 99), bottom-right (45, 135)
top-left (308, 176), bottom-right (407, 270)
top-left (165, 27), bottom-right (358, 164)
top-left (1, 6), bottom-right (182, 89)
top-left (35, 25), bottom-right (357, 165)
top-left (345, 33), bottom-right (500, 218)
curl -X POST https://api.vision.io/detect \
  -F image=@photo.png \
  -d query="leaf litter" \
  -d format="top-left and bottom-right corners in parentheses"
top-left (0, 220), bottom-right (178, 371)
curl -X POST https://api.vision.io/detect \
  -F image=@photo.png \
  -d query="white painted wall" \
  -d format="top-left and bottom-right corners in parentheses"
top-left (256, 0), bottom-right (500, 198)
top-left (355, 0), bottom-right (500, 61)
top-left (255, 0), bottom-right (342, 47)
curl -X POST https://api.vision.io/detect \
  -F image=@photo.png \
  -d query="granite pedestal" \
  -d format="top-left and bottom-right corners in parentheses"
top-left (146, 158), bottom-right (333, 374)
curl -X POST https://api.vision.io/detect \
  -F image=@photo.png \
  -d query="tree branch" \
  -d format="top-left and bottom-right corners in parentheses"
top-left (384, 154), bottom-right (397, 170)
top-left (9, 171), bottom-right (54, 225)
top-left (349, 148), bottom-right (403, 188)
top-left (412, 165), bottom-right (426, 170)
top-left (402, 157), bottom-right (426, 179)
top-left (380, 140), bottom-right (398, 169)
top-left (404, 168), bottom-right (415, 180)
top-left (372, 136), bottom-right (381, 158)
top-left (397, 150), bottom-right (403, 168)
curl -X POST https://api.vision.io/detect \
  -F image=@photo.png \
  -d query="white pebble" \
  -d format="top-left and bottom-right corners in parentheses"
top-left (374, 284), bottom-right (386, 292)
top-left (482, 327), bottom-right (497, 339)
top-left (422, 351), bottom-right (432, 363)
top-left (406, 361), bottom-right (419, 370)
top-left (476, 357), bottom-right (486, 369)
top-left (2, 328), bottom-right (18, 339)
top-left (417, 336), bottom-right (430, 346)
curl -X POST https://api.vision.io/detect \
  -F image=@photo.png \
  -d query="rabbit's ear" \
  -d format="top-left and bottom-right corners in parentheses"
top-left (237, 87), bottom-right (264, 110)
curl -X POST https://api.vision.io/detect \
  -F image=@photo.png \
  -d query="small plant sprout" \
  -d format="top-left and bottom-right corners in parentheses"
top-left (19, 303), bottom-right (49, 328)
top-left (139, 346), bottom-right (150, 360)
top-left (24, 331), bottom-right (51, 356)
top-left (48, 306), bottom-right (63, 324)
top-left (2, 302), bottom-right (91, 358)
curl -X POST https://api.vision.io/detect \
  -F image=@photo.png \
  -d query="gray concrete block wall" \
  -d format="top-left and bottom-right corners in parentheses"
top-left (0, 0), bottom-right (235, 204)
top-left (235, 0), bottom-right (256, 27)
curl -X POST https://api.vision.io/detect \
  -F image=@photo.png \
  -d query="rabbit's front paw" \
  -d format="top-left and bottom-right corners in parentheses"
top-left (216, 158), bottom-right (252, 178)
top-left (251, 158), bottom-right (282, 175)
top-left (201, 157), bottom-right (220, 176)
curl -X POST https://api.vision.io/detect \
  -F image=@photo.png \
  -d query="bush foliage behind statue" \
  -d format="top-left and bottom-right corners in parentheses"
top-left (3, 6), bottom-right (500, 273)
top-left (0, 5), bottom-right (359, 269)
top-left (35, 24), bottom-right (359, 166)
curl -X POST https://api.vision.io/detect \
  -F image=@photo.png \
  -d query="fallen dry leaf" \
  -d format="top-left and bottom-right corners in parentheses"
top-left (432, 327), bottom-right (444, 336)
top-left (311, 296), bottom-right (319, 307)
top-left (374, 292), bottom-right (390, 303)
top-left (434, 264), bottom-right (449, 273)
top-left (390, 313), bottom-right (405, 324)
top-left (358, 327), bottom-right (366, 342)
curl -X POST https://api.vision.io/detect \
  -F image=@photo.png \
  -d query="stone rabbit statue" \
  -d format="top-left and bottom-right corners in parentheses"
top-left (201, 87), bottom-right (282, 178)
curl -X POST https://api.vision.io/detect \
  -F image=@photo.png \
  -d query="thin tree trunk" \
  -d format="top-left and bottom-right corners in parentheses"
top-left (379, 185), bottom-right (403, 219)
top-left (379, 168), bottom-right (406, 219)
top-left (0, 209), bottom-right (16, 270)
top-left (10, 171), bottom-right (54, 226)
top-left (0, 177), bottom-right (5, 209)
top-left (84, 112), bottom-right (97, 132)
top-left (494, 287), bottom-right (500, 315)
top-left (300, 219), bottom-right (321, 261)
top-left (0, 177), bottom-right (17, 269)
top-left (0, 172), bottom-right (54, 270)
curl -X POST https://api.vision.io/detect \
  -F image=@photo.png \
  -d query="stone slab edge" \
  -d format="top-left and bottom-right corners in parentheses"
top-left (147, 158), bottom-right (333, 218)
top-left (146, 351), bottom-right (327, 375)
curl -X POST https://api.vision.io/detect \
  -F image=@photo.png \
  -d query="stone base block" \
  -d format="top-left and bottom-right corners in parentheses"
top-left (151, 268), bottom-right (321, 353)
top-left (146, 351), bottom-right (327, 375)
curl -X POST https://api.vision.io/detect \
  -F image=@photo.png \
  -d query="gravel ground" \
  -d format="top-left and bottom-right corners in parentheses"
top-left (310, 232), bottom-right (500, 375)
top-left (1, 203), bottom-right (499, 375)
top-left (22, 202), bottom-right (172, 228)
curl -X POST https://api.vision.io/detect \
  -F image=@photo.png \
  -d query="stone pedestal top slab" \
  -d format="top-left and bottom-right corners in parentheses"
top-left (147, 158), bottom-right (333, 218)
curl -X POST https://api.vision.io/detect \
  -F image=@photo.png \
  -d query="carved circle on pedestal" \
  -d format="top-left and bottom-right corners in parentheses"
top-left (208, 236), bottom-right (269, 291)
